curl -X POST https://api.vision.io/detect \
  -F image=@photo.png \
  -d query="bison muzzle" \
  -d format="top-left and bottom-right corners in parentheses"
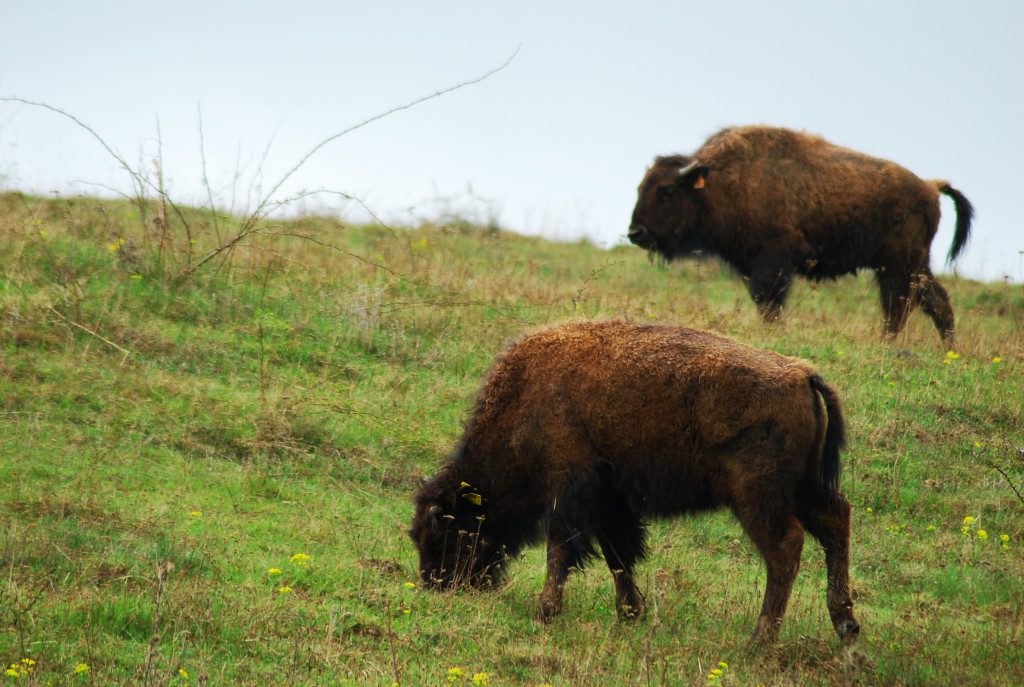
top-left (410, 321), bottom-right (860, 646)
top-left (629, 126), bottom-right (974, 345)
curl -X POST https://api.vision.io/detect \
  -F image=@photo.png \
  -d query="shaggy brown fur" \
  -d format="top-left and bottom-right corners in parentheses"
top-left (410, 321), bottom-right (859, 646)
top-left (628, 126), bottom-right (973, 345)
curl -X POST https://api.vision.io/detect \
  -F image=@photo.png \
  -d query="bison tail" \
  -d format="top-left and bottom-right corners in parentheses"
top-left (809, 374), bottom-right (846, 494)
top-left (935, 181), bottom-right (974, 263)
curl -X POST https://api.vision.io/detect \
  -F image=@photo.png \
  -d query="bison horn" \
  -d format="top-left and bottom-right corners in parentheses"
top-left (427, 504), bottom-right (443, 536)
top-left (678, 160), bottom-right (709, 188)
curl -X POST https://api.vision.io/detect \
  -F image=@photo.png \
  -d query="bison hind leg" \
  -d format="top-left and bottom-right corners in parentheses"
top-left (733, 499), bottom-right (804, 646)
top-left (795, 491), bottom-right (860, 644)
top-left (876, 270), bottom-right (913, 339)
top-left (595, 498), bottom-right (647, 621)
top-left (877, 267), bottom-right (956, 345)
top-left (916, 269), bottom-right (956, 346)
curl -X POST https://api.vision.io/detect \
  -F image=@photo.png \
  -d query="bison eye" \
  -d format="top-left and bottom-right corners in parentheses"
top-left (657, 185), bottom-right (677, 200)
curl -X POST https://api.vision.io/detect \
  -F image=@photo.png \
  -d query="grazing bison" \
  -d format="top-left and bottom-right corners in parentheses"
top-left (628, 126), bottom-right (973, 345)
top-left (410, 321), bottom-right (859, 645)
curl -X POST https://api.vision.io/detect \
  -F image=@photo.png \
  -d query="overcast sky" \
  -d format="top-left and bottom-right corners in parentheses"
top-left (2, 1), bottom-right (1022, 281)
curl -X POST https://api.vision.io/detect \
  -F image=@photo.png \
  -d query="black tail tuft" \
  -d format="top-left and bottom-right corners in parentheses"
top-left (938, 182), bottom-right (974, 263)
top-left (810, 374), bottom-right (846, 493)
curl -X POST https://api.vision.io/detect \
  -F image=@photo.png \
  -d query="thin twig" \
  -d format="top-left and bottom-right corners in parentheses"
top-left (265, 187), bottom-right (402, 241)
top-left (992, 462), bottom-right (1024, 508)
top-left (245, 121), bottom-right (280, 217)
top-left (1, 97), bottom-right (145, 193)
top-left (197, 104), bottom-right (222, 246)
top-left (141, 562), bottom-right (173, 687)
top-left (46, 305), bottom-right (132, 366)
top-left (250, 46), bottom-right (521, 223)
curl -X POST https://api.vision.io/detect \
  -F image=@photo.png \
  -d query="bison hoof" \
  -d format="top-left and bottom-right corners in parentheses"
top-left (617, 600), bottom-right (645, 622)
top-left (617, 606), bottom-right (642, 622)
top-left (837, 619), bottom-right (861, 644)
top-left (538, 597), bottom-right (562, 624)
top-left (746, 616), bottom-right (782, 649)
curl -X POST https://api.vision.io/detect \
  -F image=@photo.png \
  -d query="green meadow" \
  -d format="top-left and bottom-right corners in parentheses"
top-left (0, 191), bottom-right (1021, 685)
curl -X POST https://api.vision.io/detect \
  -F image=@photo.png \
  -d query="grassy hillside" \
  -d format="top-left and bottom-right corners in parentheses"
top-left (0, 191), bottom-right (1021, 686)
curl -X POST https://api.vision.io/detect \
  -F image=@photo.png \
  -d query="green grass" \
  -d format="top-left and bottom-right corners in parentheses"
top-left (0, 191), bottom-right (1022, 686)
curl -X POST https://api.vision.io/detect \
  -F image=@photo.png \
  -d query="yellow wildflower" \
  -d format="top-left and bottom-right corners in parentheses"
top-left (978, 529), bottom-right (988, 541)
top-left (718, 661), bottom-right (729, 669)
top-left (290, 552), bottom-right (311, 566)
top-left (973, 441), bottom-right (984, 449)
top-left (992, 356), bottom-right (1002, 363)
top-left (946, 350), bottom-right (959, 360)
top-left (179, 668), bottom-right (189, 680)
top-left (1000, 534), bottom-right (1010, 543)
top-left (75, 663), bottom-right (90, 674)
top-left (403, 581), bottom-right (417, 589)
top-left (267, 567), bottom-right (283, 576)
top-left (402, 608), bottom-right (411, 615)
top-left (926, 524), bottom-right (937, 532)
top-left (188, 511), bottom-right (202, 517)
top-left (963, 515), bottom-right (976, 525)
top-left (472, 672), bottom-right (490, 686)
top-left (5, 659), bottom-right (35, 678)
top-left (130, 274), bottom-right (143, 280)
top-left (278, 586), bottom-right (293, 594)
top-left (446, 666), bottom-right (465, 683)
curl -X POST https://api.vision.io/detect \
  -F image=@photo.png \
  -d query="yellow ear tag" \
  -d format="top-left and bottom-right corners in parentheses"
top-left (693, 175), bottom-right (706, 189)
top-left (461, 492), bottom-right (483, 506)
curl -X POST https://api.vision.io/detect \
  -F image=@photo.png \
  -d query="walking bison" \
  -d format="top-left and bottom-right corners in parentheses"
top-left (627, 126), bottom-right (973, 344)
top-left (410, 321), bottom-right (860, 645)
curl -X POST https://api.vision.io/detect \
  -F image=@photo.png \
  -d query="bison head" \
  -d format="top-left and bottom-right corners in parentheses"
top-left (409, 479), bottom-right (505, 589)
top-left (628, 157), bottom-right (710, 260)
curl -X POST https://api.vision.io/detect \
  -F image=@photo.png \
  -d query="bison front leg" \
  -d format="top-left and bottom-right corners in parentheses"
top-left (538, 529), bottom-right (575, 623)
top-left (745, 263), bottom-right (793, 322)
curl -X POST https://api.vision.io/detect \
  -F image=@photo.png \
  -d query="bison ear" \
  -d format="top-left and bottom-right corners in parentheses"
top-left (677, 161), bottom-right (709, 189)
